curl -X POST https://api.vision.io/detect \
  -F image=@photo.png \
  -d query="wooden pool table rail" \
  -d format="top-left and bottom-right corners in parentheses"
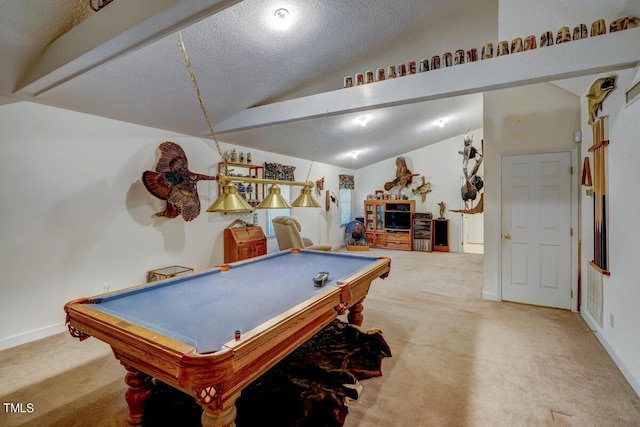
top-left (64, 253), bottom-right (390, 427)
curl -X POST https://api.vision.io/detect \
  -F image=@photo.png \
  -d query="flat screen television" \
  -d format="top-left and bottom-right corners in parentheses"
top-left (385, 211), bottom-right (411, 230)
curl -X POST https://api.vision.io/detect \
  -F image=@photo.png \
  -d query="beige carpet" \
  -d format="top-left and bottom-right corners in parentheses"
top-left (2, 250), bottom-right (640, 426)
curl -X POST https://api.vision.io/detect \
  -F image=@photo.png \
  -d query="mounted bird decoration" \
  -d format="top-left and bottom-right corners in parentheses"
top-left (452, 130), bottom-right (484, 214)
top-left (142, 141), bottom-right (215, 221)
top-left (384, 156), bottom-right (419, 191)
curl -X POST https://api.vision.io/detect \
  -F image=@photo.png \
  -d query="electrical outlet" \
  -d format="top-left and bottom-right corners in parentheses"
top-left (103, 284), bottom-right (112, 293)
top-left (610, 313), bottom-right (614, 328)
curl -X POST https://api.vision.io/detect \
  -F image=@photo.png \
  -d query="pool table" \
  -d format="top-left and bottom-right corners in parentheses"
top-left (64, 249), bottom-right (391, 427)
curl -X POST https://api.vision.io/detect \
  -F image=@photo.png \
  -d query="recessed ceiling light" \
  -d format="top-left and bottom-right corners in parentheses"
top-left (350, 150), bottom-right (361, 159)
top-left (435, 118), bottom-right (446, 127)
top-left (272, 8), bottom-right (292, 30)
top-left (356, 115), bottom-right (369, 127)
top-left (274, 8), bottom-right (289, 19)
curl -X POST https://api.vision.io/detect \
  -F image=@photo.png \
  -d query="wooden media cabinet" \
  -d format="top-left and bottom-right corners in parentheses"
top-left (364, 200), bottom-right (415, 251)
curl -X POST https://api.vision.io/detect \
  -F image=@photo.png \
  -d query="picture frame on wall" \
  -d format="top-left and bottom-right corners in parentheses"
top-left (625, 79), bottom-right (640, 107)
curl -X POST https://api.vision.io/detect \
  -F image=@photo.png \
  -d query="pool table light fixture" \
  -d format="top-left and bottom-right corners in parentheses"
top-left (258, 184), bottom-right (291, 209)
top-left (206, 182), bottom-right (253, 213)
top-left (291, 185), bottom-right (322, 207)
top-left (208, 173), bottom-right (321, 212)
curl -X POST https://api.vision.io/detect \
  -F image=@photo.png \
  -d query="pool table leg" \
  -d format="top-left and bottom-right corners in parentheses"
top-left (123, 365), bottom-right (153, 425)
top-left (200, 397), bottom-right (238, 427)
top-left (348, 298), bottom-right (365, 326)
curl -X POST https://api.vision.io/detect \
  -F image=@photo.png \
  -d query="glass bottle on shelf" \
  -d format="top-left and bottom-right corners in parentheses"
top-left (245, 183), bottom-right (253, 203)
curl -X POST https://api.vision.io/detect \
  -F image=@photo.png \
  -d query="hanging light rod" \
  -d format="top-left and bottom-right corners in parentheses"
top-left (176, 31), bottom-right (320, 212)
top-left (216, 173), bottom-right (314, 189)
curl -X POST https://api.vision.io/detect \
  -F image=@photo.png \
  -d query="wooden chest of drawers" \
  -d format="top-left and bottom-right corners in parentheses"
top-left (384, 231), bottom-right (412, 250)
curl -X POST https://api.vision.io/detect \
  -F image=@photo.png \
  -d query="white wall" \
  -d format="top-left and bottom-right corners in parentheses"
top-left (495, 0), bottom-right (640, 394)
top-left (483, 71), bottom-right (640, 395)
top-left (0, 102), bottom-right (350, 350)
top-left (483, 82), bottom-right (580, 302)
top-left (579, 66), bottom-right (640, 395)
top-left (355, 128), bottom-right (484, 253)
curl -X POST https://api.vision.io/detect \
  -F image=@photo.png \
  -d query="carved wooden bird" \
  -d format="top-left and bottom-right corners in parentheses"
top-left (384, 156), bottom-right (419, 191)
top-left (458, 131), bottom-right (484, 211)
top-left (142, 141), bottom-right (215, 221)
top-left (451, 192), bottom-right (484, 214)
top-left (411, 176), bottom-right (432, 202)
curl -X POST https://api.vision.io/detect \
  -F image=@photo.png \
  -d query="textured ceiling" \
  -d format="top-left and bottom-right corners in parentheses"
top-left (1, 0), bottom-right (639, 168)
top-left (0, 0), bottom-right (92, 95)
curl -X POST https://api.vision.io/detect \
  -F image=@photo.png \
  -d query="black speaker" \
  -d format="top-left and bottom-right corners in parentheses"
top-left (432, 219), bottom-right (449, 252)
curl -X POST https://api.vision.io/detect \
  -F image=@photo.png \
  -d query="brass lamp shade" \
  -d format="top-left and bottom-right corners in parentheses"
top-left (291, 186), bottom-right (321, 208)
top-left (257, 185), bottom-right (291, 209)
top-left (206, 183), bottom-right (253, 213)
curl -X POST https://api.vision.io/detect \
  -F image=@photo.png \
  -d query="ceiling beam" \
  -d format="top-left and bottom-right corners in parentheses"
top-left (16, 0), bottom-right (242, 97)
top-left (216, 27), bottom-right (640, 134)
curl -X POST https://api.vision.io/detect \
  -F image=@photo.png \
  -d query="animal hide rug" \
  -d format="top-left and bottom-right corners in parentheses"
top-left (142, 320), bottom-right (391, 427)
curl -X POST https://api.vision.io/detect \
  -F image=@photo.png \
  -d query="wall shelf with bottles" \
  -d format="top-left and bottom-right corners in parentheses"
top-left (217, 162), bottom-right (265, 207)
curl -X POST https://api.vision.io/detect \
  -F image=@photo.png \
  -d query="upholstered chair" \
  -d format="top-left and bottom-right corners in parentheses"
top-left (271, 216), bottom-right (332, 251)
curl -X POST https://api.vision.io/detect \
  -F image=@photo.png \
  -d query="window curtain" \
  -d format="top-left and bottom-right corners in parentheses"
top-left (265, 162), bottom-right (296, 181)
top-left (339, 175), bottom-right (354, 225)
top-left (339, 174), bottom-right (355, 189)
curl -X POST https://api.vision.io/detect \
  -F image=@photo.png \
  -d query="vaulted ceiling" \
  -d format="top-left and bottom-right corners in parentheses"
top-left (1, 1), bottom-right (639, 168)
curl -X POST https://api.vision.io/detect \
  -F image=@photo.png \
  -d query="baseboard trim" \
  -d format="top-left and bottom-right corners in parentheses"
top-left (482, 290), bottom-right (499, 301)
top-left (581, 308), bottom-right (640, 398)
top-left (0, 322), bottom-right (66, 351)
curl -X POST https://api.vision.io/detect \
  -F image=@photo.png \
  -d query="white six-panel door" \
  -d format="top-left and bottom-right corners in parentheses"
top-left (501, 152), bottom-right (572, 309)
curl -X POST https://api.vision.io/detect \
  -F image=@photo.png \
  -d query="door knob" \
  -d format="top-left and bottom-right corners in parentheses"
top-left (503, 233), bottom-right (511, 240)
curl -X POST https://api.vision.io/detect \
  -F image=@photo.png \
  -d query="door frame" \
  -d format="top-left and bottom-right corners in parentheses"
top-left (458, 176), bottom-right (485, 254)
top-left (496, 147), bottom-right (579, 312)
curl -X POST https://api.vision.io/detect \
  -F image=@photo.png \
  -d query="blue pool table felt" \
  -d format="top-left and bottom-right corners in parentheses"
top-left (91, 250), bottom-right (381, 353)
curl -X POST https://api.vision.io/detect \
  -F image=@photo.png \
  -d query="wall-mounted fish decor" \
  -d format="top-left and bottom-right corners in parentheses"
top-left (586, 76), bottom-right (617, 125)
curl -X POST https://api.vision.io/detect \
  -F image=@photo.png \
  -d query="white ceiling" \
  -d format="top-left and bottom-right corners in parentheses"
top-left (1, 0), bottom-right (639, 169)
